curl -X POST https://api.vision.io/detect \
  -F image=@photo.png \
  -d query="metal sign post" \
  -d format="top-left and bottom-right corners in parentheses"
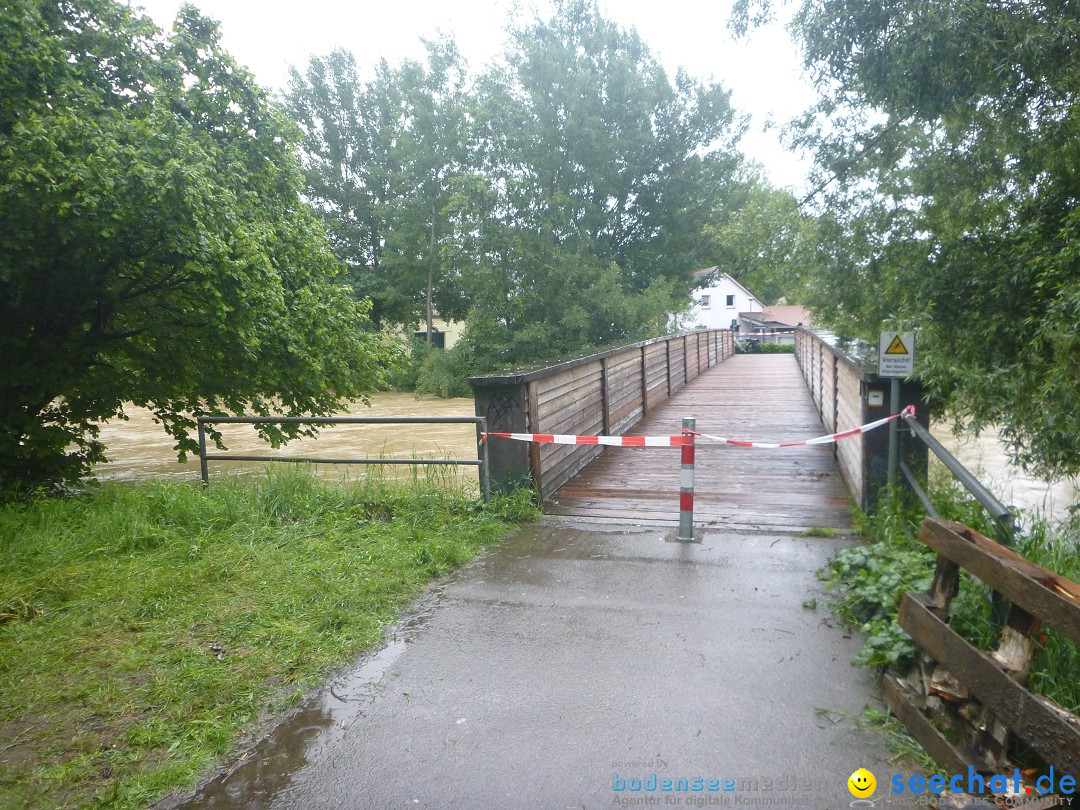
top-left (878, 332), bottom-right (916, 486)
top-left (888, 377), bottom-right (901, 486)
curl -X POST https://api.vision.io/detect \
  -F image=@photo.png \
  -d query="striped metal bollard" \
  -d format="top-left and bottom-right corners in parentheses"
top-left (677, 416), bottom-right (695, 541)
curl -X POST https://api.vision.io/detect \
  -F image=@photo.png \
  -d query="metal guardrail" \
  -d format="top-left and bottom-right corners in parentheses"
top-left (197, 416), bottom-right (491, 502)
top-left (899, 412), bottom-right (1014, 547)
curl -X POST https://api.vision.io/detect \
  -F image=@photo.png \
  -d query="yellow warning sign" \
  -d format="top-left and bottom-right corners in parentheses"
top-left (879, 331), bottom-right (915, 376)
top-left (884, 335), bottom-right (909, 355)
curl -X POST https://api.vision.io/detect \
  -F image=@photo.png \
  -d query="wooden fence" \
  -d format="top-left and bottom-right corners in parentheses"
top-left (884, 517), bottom-right (1080, 779)
top-left (470, 330), bottom-right (734, 499)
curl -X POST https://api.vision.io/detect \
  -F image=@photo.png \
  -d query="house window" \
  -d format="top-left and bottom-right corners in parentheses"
top-left (414, 331), bottom-right (446, 349)
top-left (726, 294), bottom-right (735, 308)
top-left (700, 295), bottom-right (710, 309)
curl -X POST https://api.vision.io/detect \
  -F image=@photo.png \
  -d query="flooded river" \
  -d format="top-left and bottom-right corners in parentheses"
top-left (931, 422), bottom-right (1078, 524)
top-left (92, 395), bottom-right (1077, 521)
top-left (92, 393), bottom-right (478, 485)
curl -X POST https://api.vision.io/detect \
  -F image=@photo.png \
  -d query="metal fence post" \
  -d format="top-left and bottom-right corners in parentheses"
top-left (677, 416), bottom-right (696, 541)
top-left (479, 417), bottom-right (492, 504)
top-left (197, 418), bottom-right (209, 489)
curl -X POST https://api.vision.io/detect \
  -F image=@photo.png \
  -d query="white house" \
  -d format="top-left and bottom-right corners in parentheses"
top-left (683, 268), bottom-right (764, 332)
top-left (680, 268), bottom-right (812, 343)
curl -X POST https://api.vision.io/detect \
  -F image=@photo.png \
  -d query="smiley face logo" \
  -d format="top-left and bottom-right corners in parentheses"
top-left (847, 768), bottom-right (876, 798)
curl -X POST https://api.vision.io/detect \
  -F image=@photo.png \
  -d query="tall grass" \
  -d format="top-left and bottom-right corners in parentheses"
top-left (0, 469), bottom-right (537, 809)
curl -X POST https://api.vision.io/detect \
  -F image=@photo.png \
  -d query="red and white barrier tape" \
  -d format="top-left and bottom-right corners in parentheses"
top-left (693, 405), bottom-right (915, 448)
top-left (482, 432), bottom-right (688, 447)
top-left (481, 405), bottom-right (915, 449)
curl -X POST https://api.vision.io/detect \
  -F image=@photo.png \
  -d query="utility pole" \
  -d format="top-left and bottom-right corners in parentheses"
top-left (427, 199), bottom-right (435, 348)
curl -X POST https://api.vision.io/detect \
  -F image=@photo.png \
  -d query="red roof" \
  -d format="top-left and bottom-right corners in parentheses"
top-left (760, 306), bottom-right (811, 326)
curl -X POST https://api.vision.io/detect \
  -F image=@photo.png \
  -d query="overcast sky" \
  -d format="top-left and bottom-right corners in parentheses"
top-left (132, 0), bottom-right (817, 191)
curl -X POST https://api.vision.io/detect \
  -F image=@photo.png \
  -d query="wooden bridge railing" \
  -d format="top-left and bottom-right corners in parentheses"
top-left (794, 327), bottom-right (929, 513)
top-left (885, 517), bottom-right (1080, 779)
top-left (470, 330), bottom-right (734, 499)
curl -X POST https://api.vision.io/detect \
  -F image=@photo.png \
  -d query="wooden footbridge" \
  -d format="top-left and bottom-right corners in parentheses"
top-left (180, 329), bottom-right (1080, 807)
top-left (545, 353), bottom-right (850, 532)
top-left (471, 328), bottom-right (920, 534)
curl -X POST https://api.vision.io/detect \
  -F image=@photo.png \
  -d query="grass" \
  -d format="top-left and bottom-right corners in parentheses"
top-left (0, 468), bottom-right (538, 809)
top-left (798, 526), bottom-right (840, 538)
top-left (857, 706), bottom-right (941, 775)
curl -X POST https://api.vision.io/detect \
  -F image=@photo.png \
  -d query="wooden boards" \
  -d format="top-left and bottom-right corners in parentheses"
top-left (546, 354), bottom-right (852, 533)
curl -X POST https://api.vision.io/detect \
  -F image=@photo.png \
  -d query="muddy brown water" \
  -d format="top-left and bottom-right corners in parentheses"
top-left (931, 422), bottom-right (1077, 524)
top-left (92, 393), bottom-right (478, 485)
top-left (92, 395), bottom-right (1075, 520)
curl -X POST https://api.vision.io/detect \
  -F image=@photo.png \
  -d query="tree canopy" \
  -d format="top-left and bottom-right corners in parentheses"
top-left (286, 40), bottom-right (471, 334)
top-left (286, 0), bottom-right (751, 376)
top-left (737, 0), bottom-right (1080, 478)
top-left (0, 0), bottom-right (392, 492)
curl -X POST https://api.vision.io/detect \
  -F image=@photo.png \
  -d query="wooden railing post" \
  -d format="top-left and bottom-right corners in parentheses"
top-left (600, 356), bottom-right (610, 435)
top-left (471, 376), bottom-right (531, 494)
top-left (640, 345), bottom-right (649, 414)
top-left (525, 381), bottom-right (542, 493)
top-left (666, 339), bottom-right (673, 396)
top-left (832, 355), bottom-right (839, 436)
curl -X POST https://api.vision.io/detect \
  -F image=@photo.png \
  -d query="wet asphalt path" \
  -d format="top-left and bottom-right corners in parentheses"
top-left (173, 521), bottom-right (915, 809)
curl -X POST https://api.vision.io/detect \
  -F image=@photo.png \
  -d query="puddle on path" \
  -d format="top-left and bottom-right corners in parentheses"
top-left (172, 603), bottom-right (439, 809)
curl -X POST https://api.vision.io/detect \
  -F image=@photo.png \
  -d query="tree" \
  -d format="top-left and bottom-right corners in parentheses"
top-left (737, 0), bottom-right (1080, 478)
top-left (285, 40), bottom-right (471, 335)
top-left (705, 176), bottom-right (807, 304)
top-left (0, 1), bottom-right (392, 493)
top-left (478, 0), bottom-right (743, 287)
top-left (285, 1), bottom-right (750, 379)
top-left (444, 0), bottom-right (745, 366)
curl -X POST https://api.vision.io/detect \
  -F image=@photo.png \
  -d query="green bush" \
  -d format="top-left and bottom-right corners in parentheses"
top-left (758, 342), bottom-right (795, 353)
top-left (734, 339), bottom-right (795, 354)
top-left (414, 343), bottom-right (476, 398)
top-left (384, 337), bottom-right (431, 391)
top-left (385, 337), bottom-right (479, 399)
top-left (821, 493), bottom-right (935, 668)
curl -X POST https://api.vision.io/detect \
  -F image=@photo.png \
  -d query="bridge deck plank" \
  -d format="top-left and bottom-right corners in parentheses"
top-left (546, 354), bottom-right (853, 532)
